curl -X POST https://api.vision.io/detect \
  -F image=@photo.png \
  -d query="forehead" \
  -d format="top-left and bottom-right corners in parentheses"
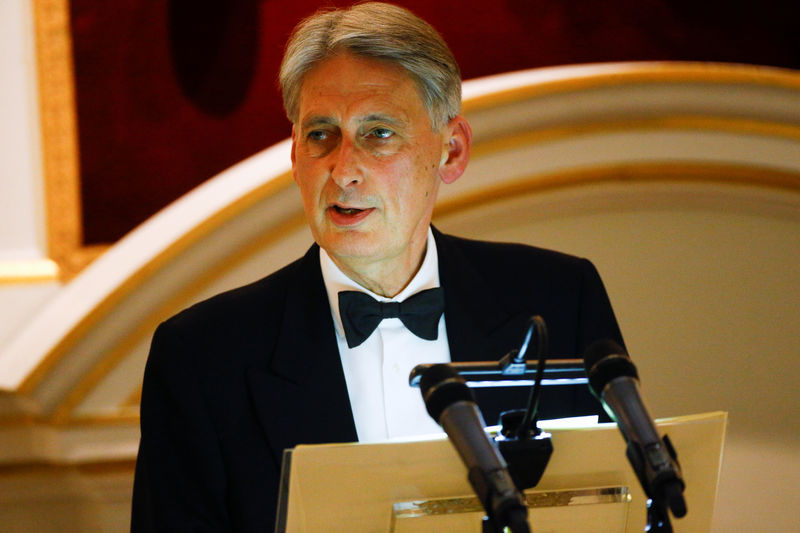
top-left (297, 52), bottom-right (429, 124)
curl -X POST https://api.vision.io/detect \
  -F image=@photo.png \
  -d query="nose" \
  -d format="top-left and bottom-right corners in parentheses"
top-left (329, 137), bottom-right (364, 188)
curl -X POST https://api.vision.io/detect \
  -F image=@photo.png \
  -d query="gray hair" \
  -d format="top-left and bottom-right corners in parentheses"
top-left (279, 2), bottom-right (461, 130)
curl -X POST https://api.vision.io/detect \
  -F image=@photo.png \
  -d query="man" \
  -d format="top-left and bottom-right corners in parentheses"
top-left (132, 3), bottom-right (624, 531)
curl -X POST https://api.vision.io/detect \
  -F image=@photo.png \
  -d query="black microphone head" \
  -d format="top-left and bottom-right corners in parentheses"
top-left (419, 364), bottom-right (474, 423)
top-left (583, 339), bottom-right (638, 397)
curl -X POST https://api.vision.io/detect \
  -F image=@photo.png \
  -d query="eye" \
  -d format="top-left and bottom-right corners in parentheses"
top-left (307, 129), bottom-right (329, 142)
top-left (368, 127), bottom-right (394, 140)
top-left (303, 128), bottom-right (338, 157)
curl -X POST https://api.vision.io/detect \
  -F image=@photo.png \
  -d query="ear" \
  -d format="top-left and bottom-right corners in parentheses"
top-left (439, 115), bottom-right (472, 184)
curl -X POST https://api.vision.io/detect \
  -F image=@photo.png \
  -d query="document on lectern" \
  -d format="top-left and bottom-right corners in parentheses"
top-left (275, 411), bottom-right (726, 533)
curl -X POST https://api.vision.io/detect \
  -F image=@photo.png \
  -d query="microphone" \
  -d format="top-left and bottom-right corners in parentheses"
top-left (420, 364), bottom-right (530, 533)
top-left (583, 340), bottom-right (687, 522)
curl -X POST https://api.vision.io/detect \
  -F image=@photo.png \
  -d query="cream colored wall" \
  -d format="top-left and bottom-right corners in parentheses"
top-left (436, 183), bottom-right (800, 532)
top-left (0, 0), bottom-right (46, 260)
top-left (0, 0), bottom-right (61, 352)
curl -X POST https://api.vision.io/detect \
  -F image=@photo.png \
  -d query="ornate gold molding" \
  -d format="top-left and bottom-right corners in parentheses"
top-left (471, 116), bottom-right (800, 159)
top-left (0, 259), bottom-right (59, 284)
top-left (434, 162), bottom-right (800, 220)
top-left (464, 62), bottom-right (800, 114)
top-left (17, 172), bottom-right (296, 398)
top-left (22, 31), bottom-right (800, 424)
top-left (31, 12), bottom-right (800, 284)
top-left (0, 457), bottom-right (135, 475)
top-left (20, 161), bottom-right (800, 427)
top-left (49, 209), bottom-right (307, 423)
top-left (32, 0), bottom-right (105, 281)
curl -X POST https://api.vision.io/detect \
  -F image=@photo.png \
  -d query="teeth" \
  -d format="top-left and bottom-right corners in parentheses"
top-left (337, 207), bottom-right (362, 214)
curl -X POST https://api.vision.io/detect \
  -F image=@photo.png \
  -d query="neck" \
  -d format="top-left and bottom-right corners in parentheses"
top-left (330, 233), bottom-right (429, 298)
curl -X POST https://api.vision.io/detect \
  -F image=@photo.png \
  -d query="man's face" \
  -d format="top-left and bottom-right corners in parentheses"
top-left (291, 52), bottom-right (450, 280)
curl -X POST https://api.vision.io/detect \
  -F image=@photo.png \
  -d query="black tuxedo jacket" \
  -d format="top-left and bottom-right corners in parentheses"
top-left (131, 229), bottom-right (623, 532)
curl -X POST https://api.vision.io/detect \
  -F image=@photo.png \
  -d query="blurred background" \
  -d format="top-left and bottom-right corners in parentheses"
top-left (1, 0), bottom-right (798, 530)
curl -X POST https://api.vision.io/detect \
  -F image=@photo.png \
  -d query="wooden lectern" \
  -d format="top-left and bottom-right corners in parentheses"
top-left (275, 411), bottom-right (725, 532)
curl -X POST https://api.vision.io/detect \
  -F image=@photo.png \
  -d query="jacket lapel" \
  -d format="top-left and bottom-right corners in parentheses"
top-left (246, 229), bottom-right (533, 460)
top-left (246, 245), bottom-right (357, 461)
top-left (434, 228), bottom-right (533, 364)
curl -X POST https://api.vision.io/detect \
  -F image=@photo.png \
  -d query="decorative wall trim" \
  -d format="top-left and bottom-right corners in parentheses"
top-left (31, 0), bottom-right (97, 281)
top-left (48, 211), bottom-right (307, 423)
top-left (0, 259), bottom-right (59, 284)
top-left (32, 9), bottom-right (800, 285)
top-left (436, 163), bottom-right (800, 221)
top-left (471, 116), bottom-right (800, 159)
top-left (0, 458), bottom-right (135, 475)
top-left (15, 161), bottom-right (800, 427)
top-left (15, 54), bottom-right (800, 428)
top-left (463, 62), bottom-right (800, 114)
top-left (16, 171), bottom-right (295, 396)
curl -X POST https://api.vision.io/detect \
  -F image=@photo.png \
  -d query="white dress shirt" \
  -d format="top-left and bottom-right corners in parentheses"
top-left (320, 228), bottom-right (450, 442)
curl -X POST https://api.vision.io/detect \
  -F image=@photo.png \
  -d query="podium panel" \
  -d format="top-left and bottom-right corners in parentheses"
top-left (278, 412), bottom-right (725, 532)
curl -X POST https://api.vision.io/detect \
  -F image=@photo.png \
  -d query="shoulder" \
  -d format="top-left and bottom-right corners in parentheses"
top-left (434, 229), bottom-right (609, 325)
top-left (436, 230), bottom-right (594, 279)
top-left (435, 230), bottom-right (623, 353)
top-left (153, 246), bottom-right (317, 357)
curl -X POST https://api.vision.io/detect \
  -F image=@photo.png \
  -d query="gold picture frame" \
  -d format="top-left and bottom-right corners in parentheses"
top-left (32, 0), bottom-right (106, 281)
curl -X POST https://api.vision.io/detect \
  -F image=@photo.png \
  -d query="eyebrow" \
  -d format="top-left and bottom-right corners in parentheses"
top-left (300, 116), bottom-right (336, 130)
top-left (360, 114), bottom-right (405, 127)
top-left (299, 113), bottom-right (407, 131)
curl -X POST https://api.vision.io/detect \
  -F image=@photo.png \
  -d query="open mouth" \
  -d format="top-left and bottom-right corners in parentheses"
top-left (328, 204), bottom-right (374, 226)
top-left (333, 206), bottom-right (364, 215)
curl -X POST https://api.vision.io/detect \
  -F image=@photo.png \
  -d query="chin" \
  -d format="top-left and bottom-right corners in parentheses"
top-left (327, 244), bottom-right (385, 262)
top-left (320, 232), bottom-right (383, 259)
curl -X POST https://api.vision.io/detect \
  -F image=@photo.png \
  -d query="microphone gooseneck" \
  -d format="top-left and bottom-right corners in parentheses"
top-left (420, 364), bottom-right (530, 533)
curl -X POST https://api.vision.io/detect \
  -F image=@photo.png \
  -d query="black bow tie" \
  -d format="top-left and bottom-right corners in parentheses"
top-left (338, 287), bottom-right (445, 348)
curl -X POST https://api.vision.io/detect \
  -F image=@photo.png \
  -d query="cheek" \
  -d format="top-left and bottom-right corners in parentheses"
top-left (295, 175), bottom-right (323, 213)
top-left (410, 150), bottom-right (440, 193)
